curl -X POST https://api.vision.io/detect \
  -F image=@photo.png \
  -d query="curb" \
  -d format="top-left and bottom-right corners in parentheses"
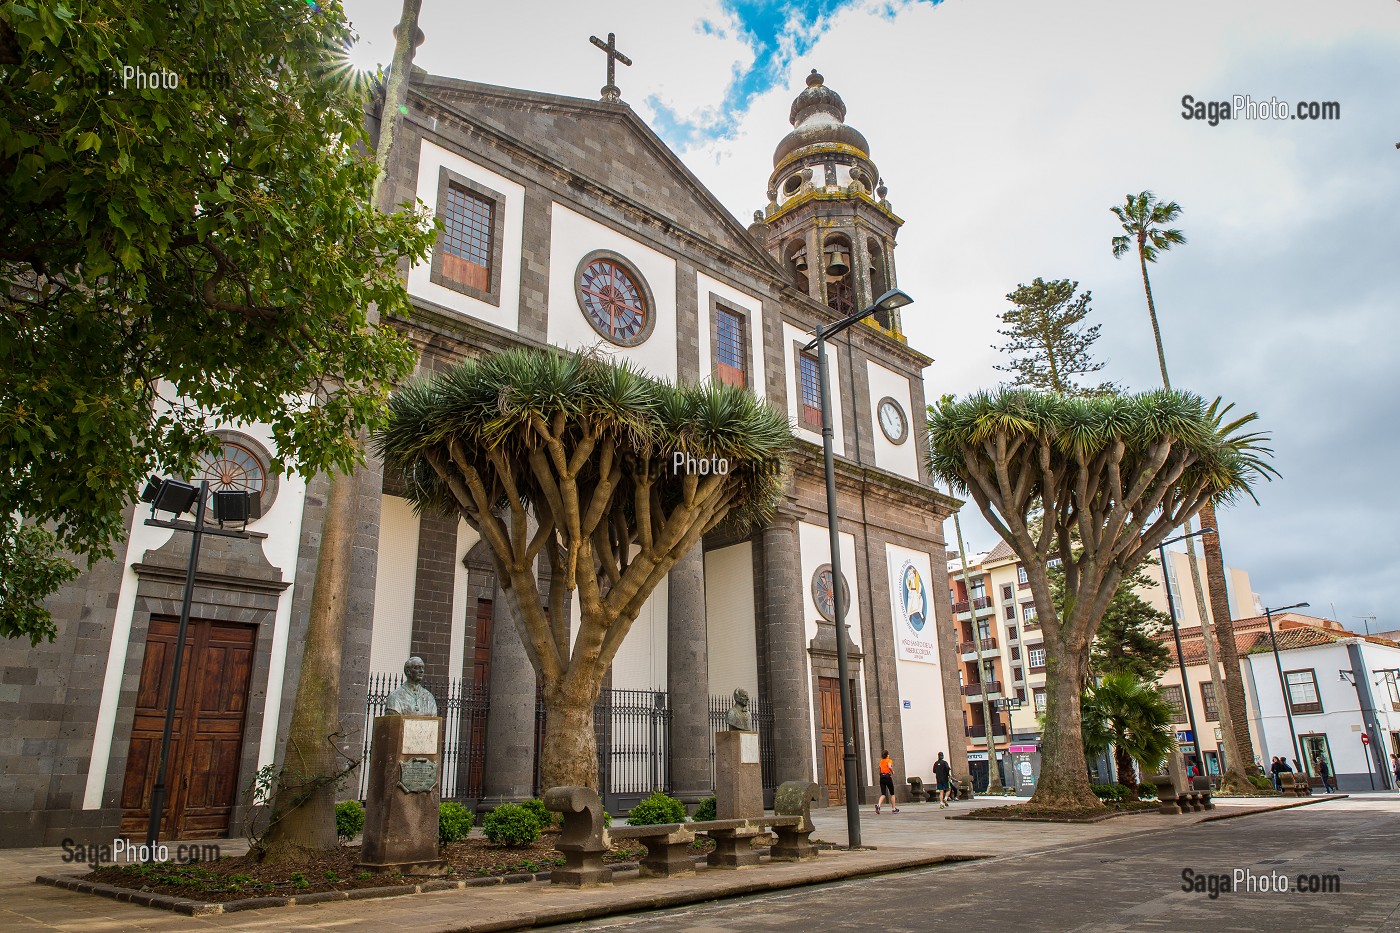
top-left (33, 853), bottom-right (976, 923)
top-left (1197, 794), bottom-right (1349, 823)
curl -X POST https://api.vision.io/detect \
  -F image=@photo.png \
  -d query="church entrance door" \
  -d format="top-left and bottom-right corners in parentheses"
top-left (818, 676), bottom-right (846, 805)
top-left (120, 617), bottom-right (255, 840)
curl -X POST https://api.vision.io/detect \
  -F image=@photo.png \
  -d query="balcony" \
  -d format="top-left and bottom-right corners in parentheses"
top-left (961, 681), bottom-right (1002, 699)
top-left (959, 638), bottom-right (999, 659)
top-left (965, 724), bottom-right (1008, 745)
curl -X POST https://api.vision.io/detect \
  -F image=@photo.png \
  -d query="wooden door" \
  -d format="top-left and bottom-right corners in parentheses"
top-left (818, 677), bottom-right (845, 805)
top-left (465, 598), bottom-right (492, 796)
top-left (120, 618), bottom-right (255, 840)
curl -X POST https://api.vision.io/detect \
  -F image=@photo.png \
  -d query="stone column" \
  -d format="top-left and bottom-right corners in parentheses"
top-left (481, 582), bottom-right (536, 804)
top-left (763, 516), bottom-right (814, 785)
top-left (667, 544), bottom-right (711, 803)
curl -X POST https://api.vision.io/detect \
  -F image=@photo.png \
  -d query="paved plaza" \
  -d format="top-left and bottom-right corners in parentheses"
top-left (0, 794), bottom-right (1382, 932)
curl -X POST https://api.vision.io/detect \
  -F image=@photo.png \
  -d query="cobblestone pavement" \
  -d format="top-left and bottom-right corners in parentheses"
top-left (550, 795), bottom-right (1400, 933)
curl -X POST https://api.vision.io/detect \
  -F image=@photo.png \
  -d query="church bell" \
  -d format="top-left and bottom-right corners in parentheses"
top-left (824, 246), bottom-right (850, 277)
top-left (791, 246), bottom-right (808, 272)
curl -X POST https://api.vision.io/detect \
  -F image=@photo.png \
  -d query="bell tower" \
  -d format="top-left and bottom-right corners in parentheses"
top-left (755, 70), bottom-right (905, 339)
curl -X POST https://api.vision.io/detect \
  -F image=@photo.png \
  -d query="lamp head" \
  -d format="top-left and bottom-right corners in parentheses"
top-left (150, 479), bottom-right (199, 517)
top-left (872, 288), bottom-right (913, 313)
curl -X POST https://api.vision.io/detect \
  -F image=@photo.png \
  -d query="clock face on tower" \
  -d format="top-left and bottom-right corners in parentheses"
top-left (877, 396), bottom-right (908, 444)
top-left (574, 252), bottom-right (654, 347)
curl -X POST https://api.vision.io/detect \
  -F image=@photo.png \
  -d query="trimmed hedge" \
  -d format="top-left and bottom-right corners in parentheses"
top-left (519, 798), bottom-right (557, 830)
top-left (692, 795), bottom-right (717, 822)
top-left (483, 803), bottom-right (540, 847)
top-left (335, 800), bottom-right (365, 841)
top-left (1090, 782), bottom-right (1132, 802)
top-left (439, 801), bottom-right (474, 844)
top-left (625, 791), bottom-right (688, 826)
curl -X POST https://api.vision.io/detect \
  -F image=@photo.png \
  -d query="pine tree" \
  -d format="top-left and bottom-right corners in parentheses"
top-left (994, 278), bottom-right (1116, 396)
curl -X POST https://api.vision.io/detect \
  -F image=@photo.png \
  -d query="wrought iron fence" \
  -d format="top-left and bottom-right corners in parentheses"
top-left (363, 674), bottom-right (671, 809)
top-left (708, 694), bottom-right (777, 793)
top-left (359, 673), bottom-right (488, 802)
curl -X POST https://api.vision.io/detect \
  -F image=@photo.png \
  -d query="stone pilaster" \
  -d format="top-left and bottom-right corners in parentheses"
top-left (762, 516), bottom-right (814, 785)
top-left (667, 544), bottom-right (711, 803)
top-left (481, 581), bottom-right (536, 804)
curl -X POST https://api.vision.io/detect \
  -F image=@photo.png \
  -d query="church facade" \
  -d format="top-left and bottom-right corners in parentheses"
top-left (0, 65), bottom-right (967, 846)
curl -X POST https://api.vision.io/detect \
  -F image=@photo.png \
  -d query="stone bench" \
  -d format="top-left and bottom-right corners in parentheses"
top-left (906, 775), bottom-right (970, 802)
top-left (610, 815), bottom-right (803, 876)
top-left (1148, 775), bottom-right (1215, 814)
top-left (545, 781), bottom-right (820, 886)
top-left (1278, 773), bottom-right (1312, 797)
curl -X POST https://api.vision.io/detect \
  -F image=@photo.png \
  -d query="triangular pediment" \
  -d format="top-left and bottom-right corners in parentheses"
top-left (411, 75), bottom-right (781, 274)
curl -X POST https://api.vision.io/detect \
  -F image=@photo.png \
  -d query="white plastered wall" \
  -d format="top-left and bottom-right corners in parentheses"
top-left (547, 202), bottom-right (677, 381)
top-left (83, 419), bottom-right (308, 807)
top-left (782, 321), bottom-right (844, 455)
top-left (886, 543), bottom-right (951, 775)
top-left (368, 495), bottom-right (421, 676)
top-left (704, 542), bottom-right (760, 700)
top-left (406, 139), bottom-right (525, 331)
top-left (865, 360), bottom-right (919, 480)
top-left (797, 522), bottom-right (871, 778)
top-left (695, 271), bottom-right (768, 400)
top-left (609, 579), bottom-right (670, 692)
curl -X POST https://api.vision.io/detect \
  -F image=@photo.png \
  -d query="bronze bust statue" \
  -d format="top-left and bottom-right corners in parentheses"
top-left (385, 656), bottom-right (438, 716)
top-left (725, 687), bottom-right (752, 731)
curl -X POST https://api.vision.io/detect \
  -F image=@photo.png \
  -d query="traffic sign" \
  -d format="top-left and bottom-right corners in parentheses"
top-left (1361, 733), bottom-right (1370, 745)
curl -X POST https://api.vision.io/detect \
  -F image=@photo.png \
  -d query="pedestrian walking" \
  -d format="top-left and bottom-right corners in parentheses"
top-left (875, 749), bottom-right (900, 814)
top-left (1269, 756), bottom-right (1284, 792)
top-left (932, 752), bottom-right (953, 809)
top-left (1314, 755), bottom-right (1334, 794)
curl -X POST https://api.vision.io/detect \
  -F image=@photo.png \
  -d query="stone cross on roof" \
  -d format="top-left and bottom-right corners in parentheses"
top-left (589, 32), bottom-right (632, 102)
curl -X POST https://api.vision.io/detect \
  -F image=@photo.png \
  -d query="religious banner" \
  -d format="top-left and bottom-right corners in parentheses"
top-left (886, 544), bottom-right (937, 664)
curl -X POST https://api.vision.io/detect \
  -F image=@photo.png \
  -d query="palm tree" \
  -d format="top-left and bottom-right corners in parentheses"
top-left (1082, 672), bottom-right (1176, 789)
top-left (1110, 191), bottom-right (1262, 789)
top-left (378, 348), bottom-right (793, 791)
top-left (1110, 191), bottom-right (1186, 390)
top-left (927, 388), bottom-right (1274, 809)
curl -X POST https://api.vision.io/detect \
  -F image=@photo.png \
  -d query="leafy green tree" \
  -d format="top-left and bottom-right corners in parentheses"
top-left (1111, 191), bottom-right (1260, 783)
top-left (1049, 565), bottom-right (1172, 682)
top-left (927, 389), bottom-right (1273, 809)
top-left (378, 349), bottom-right (793, 791)
top-left (0, 1), bottom-right (435, 641)
top-left (1081, 672), bottom-right (1176, 789)
top-left (994, 277), bottom-right (1115, 396)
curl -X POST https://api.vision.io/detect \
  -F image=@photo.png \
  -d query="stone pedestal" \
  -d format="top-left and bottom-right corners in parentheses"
top-left (715, 731), bottom-right (763, 819)
top-left (357, 715), bottom-right (445, 875)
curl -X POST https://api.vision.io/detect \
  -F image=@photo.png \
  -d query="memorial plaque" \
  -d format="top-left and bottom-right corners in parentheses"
top-left (401, 718), bottom-right (439, 754)
top-left (398, 757), bottom-right (438, 794)
top-left (740, 732), bottom-right (759, 764)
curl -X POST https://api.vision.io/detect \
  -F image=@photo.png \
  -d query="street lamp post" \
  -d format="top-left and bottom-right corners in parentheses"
top-left (1158, 529), bottom-right (1215, 777)
top-left (138, 477), bottom-right (252, 859)
top-left (1263, 601), bottom-right (1310, 773)
top-left (804, 288), bottom-right (913, 849)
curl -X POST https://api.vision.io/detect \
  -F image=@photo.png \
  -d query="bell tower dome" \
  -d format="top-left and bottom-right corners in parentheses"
top-left (756, 70), bottom-right (904, 338)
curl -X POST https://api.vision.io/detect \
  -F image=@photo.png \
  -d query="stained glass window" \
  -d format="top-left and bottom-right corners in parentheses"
top-left (577, 258), bottom-right (649, 345)
top-left (715, 306), bottom-right (745, 387)
top-left (196, 442), bottom-right (265, 509)
top-left (439, 184), bottom-right (493, 291)
top-left (799, 352), bottom-right (822, 427)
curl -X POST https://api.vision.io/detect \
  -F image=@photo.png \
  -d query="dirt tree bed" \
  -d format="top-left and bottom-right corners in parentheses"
top-left (952, 800), bottom-right (1161, 823)
top-left (78, 834), bottom-right (662, 904)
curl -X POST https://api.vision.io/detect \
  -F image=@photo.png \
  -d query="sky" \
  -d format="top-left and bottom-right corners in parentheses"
top-left (344, 0), bottom-right (1400, 632)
